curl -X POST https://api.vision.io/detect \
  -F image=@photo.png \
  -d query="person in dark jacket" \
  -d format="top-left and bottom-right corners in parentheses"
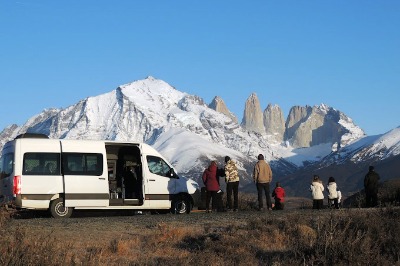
top-left (202, 160), bottom-right (221, 212)
top-left (364, 166), bottom-right (380, 207)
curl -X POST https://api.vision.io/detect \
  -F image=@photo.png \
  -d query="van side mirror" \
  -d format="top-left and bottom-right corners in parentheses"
top-left (168, 168), bottom-right (178, 179)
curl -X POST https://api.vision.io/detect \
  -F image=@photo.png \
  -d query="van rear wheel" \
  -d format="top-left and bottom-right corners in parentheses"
top-left (50, 198), bottom-right (73, 218)
top-left (171, 196), bottom-right (191, 214)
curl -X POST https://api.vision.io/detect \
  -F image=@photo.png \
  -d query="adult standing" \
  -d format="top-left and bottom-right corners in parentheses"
top-left (124, 165), bottom-right (138, 199)
top-left (364, 166), bottom-right (380, 207)
top-left (310, 175), bottom-right (324, 209)
top-left (253, 154), bottom-right (273, 211)
top-left (224, 156), bottom-right (239, 212)
top-left (202, 160), bottom-right (221, 212)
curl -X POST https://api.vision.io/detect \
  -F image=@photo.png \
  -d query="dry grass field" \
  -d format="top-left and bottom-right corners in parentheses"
top-left (1, 190), bottom-right (399, 265)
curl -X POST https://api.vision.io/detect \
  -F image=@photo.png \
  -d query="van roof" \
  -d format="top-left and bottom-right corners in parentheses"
top-left (15, 133), bottom-right (49, 139)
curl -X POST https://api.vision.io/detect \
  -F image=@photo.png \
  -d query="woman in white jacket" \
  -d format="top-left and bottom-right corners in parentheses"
top-left (310, 175), bottom-right (324, 209)
top-left (327, 176), bottom-right (339, 209)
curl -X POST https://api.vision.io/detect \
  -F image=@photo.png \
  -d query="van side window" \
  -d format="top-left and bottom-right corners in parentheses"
top-left (0, 153), bottom-right (14, 179)
top-left (63, 153), bottom-right (103, 176)
top-left (147, 156), bottom-right (171, 177)
top-left (23, 153), bottom-right (60, 175)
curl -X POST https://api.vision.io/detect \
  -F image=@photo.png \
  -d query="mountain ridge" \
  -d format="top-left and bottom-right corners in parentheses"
top-left (1, 76), bottom-right (398, 196)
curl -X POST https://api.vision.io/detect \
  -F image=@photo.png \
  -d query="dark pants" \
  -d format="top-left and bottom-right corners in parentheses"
top-left (274, 199), bottom-right (284, 210)
top-left (206, 191), bottom-right (219, 211)
top-left (226, 181), bottom-right (239, 210)
top-left (365, 190), bottom-right (378, 207)
top-left (257, 182), bottom-right (272, 209)
top-left (313, 199), bottom-right (323, 209)
top-left (328, 198), bottom-right (339, 209)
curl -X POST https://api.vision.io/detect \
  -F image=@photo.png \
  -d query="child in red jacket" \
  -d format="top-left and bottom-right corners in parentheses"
top-left (272, 182), bottom-right (285, 210)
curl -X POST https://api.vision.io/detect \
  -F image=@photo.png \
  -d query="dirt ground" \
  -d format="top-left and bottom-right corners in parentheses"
top-left (6, 204), bottom-right (347, 246)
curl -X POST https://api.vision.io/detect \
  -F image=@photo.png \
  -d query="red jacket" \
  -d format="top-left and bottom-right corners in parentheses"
top-left (272, 187), bottom-right (285, 202)
top-left (202, 164), bottom-right (220, 192)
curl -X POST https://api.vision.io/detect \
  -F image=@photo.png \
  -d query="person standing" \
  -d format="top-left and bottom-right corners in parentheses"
top-left (202, 160), bottom-right (221, 212)
top-left (327, 176), bottom-right (339, 209)
top-left (310, 175), bottom-right (324, 209)
top-left (124, 165), bottom-right (138, 199)
top-left (224, 156), bottom-right (239, 212)
top-left (253, 154), bottom-right (273, 211)
top-left (364, 166), bottom-right (380, 207)
top-left (272, 182), bottom-right (285, 210)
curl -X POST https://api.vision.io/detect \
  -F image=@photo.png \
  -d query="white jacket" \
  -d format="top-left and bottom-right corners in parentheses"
top-left (327, 182), bottom-right (338, 199)
top-left (310, 181), bottom-right (324, 200)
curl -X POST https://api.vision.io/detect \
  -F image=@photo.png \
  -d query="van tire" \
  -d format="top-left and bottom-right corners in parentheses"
top-left (50, 198), bottom-right (73, 218)
top-left (171, 196), bottom-right (191, 214)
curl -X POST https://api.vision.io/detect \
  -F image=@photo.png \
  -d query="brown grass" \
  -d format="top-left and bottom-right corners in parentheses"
top-left (1, 194), bottom-right (400, 265)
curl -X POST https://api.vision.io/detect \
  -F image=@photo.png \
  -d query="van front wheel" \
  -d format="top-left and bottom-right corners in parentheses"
top-left (50, 198), bottom-right (73, 218)
top-left (171, 196), bottom-right (191, 214)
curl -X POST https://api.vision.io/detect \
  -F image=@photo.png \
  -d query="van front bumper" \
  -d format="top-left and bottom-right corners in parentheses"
top-left (192, 189), bottom-right (201, 208)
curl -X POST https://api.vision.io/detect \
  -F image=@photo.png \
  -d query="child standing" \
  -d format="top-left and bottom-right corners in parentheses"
top-left (272, 182), bottom-right (285, 210)
top-left (327, 176), bottom-right (339, 209)
top-left (310, 175), bottom-right (324, 209)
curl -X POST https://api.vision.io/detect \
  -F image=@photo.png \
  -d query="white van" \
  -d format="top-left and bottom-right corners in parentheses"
top-left (0, 134), bottom-right (200, 218)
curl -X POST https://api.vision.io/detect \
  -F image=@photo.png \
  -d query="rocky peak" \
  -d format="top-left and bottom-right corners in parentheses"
top-left (263, 104), bottom-right (285, 142)
top-left (208, 96), bottom-right (238, 123)
top-left (284, 105), bottom-right (312, 145)
top-left (241, 93), bottom-right (264, 134)
top-left (284, 104), bottom-right (364, 148)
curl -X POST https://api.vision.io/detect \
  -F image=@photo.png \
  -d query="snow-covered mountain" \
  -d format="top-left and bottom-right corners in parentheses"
top-left (332, 127), bottom-right (400, 163)
top-left (280, 127), bottom-right (400, 197)
top-left (1, 76), bottom-right (397, 195)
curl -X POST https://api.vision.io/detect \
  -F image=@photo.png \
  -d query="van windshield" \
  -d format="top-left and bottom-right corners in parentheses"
top-left (0, 153), bottom-right (14, 179)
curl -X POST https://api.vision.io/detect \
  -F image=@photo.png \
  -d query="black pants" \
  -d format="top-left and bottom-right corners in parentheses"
top-left (257, 183), bottom-right (272, 209)
top-left (313, 199), bottom-right (323, 209)
top-left (206, 191), bottom-right (224, 211)
top-left (206, 191), bottom-right (219, 210)
top-left (328, 198), bottom-right (339, 209)
top-left (365, 190), bottom-right (378, 207)
top-left (274, 199), bottom-right (284, 210)
top-left (226, 181), bottom-right (239, 210)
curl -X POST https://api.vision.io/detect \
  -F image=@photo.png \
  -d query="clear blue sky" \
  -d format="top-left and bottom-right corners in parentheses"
top-left (1, 1), bottom-right (399, 135)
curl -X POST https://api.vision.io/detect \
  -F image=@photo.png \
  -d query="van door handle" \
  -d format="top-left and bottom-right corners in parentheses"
top-left (149, 179), bottom-right (156, 181)
top-left (99, 177), bottom-right (106, 180)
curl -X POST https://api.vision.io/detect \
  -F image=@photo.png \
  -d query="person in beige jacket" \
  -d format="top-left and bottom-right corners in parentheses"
top-left (253, 154), bottom-right (273, 211)
top-left (224, 156), bottom-right (240, 211)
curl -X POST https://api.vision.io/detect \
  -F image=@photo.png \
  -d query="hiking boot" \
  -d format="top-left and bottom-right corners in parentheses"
top-left (258, 207), bottom-right (264, 211)
top-left (233, 209), bottom-right (238, 212)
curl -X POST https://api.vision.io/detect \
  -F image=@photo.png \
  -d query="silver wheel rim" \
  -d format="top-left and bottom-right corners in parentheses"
top-left (55, 201), bottom-right (68, 216)
top-left (176, 200), bottom-right (187, 214)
